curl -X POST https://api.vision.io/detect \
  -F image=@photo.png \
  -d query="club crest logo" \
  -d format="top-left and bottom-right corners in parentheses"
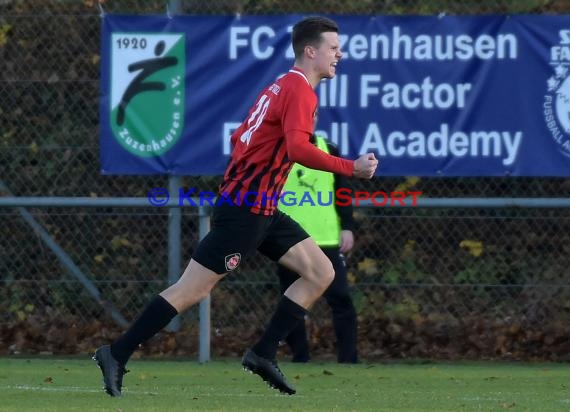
top-left (225, 253), bottom-right (241, 271)
top-left (544, 30), bottom-right (570, 158)
top-left (110, 33), bottom-right (185, 157)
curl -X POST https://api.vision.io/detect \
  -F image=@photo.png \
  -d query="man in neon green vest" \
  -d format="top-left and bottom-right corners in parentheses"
top-left (278, 133), bottom-right (358, 363)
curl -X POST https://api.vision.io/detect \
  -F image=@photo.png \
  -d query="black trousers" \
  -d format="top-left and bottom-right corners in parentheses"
top-left (277, 246), bottom-right (358, 363)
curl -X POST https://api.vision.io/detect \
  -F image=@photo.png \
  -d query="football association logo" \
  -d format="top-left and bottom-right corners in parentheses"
top-left (110, 33), bottom-right (185, 157)
top-left (544, 30), bottom-right (570, 158)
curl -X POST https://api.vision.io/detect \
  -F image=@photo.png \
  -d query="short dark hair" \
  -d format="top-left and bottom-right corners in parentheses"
top-left (292, 16), bottom-right (339, 58)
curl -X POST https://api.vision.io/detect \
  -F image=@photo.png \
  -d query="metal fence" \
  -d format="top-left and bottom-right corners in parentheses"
top-left (1, 0), bottom-right (570, 360)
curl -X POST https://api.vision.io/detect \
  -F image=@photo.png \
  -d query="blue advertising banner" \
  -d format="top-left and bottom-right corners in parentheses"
top-left (100, 14), bottom-right (570, 176)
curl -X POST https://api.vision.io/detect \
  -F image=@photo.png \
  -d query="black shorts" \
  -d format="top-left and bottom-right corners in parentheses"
top-left (192, 202), bottom-right (309, 274)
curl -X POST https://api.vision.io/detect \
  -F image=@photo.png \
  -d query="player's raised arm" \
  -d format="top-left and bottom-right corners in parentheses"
top-left (286, 130), bottom-right (378, 179)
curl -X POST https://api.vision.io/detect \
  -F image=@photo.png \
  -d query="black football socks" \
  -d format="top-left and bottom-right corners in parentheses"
top-left (110, 295), bottom-right (178, 365)
top-left (252, 295), bottom-right (307, 360)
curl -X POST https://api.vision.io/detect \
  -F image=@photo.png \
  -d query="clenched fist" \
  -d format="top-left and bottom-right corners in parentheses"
top-left (353, 153), bottom-right (378, 179)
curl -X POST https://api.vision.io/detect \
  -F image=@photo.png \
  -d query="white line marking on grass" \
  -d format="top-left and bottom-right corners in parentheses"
top-left (0, 385), bottom-right (295, 398)
top-left (194, 392), bottom-right (303, 398)
top-left (0, 385), bottom-right (158, 395)
top-left (459, 396), bottom-right (503, 402)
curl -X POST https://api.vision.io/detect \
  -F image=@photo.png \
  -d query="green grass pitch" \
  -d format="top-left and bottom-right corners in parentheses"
top-left (1, 357), bottom-right (569, 411)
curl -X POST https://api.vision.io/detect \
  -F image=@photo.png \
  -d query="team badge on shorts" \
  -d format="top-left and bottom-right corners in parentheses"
top-left (225, 253), bottom-right (241, 271)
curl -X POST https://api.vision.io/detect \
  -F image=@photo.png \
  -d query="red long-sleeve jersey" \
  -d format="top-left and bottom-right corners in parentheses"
top-left (219, 68), bottom-right (353, 215)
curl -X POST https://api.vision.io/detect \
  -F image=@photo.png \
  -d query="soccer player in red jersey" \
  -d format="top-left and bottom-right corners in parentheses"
top-left (94, 16), bottom-right (378, 397)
